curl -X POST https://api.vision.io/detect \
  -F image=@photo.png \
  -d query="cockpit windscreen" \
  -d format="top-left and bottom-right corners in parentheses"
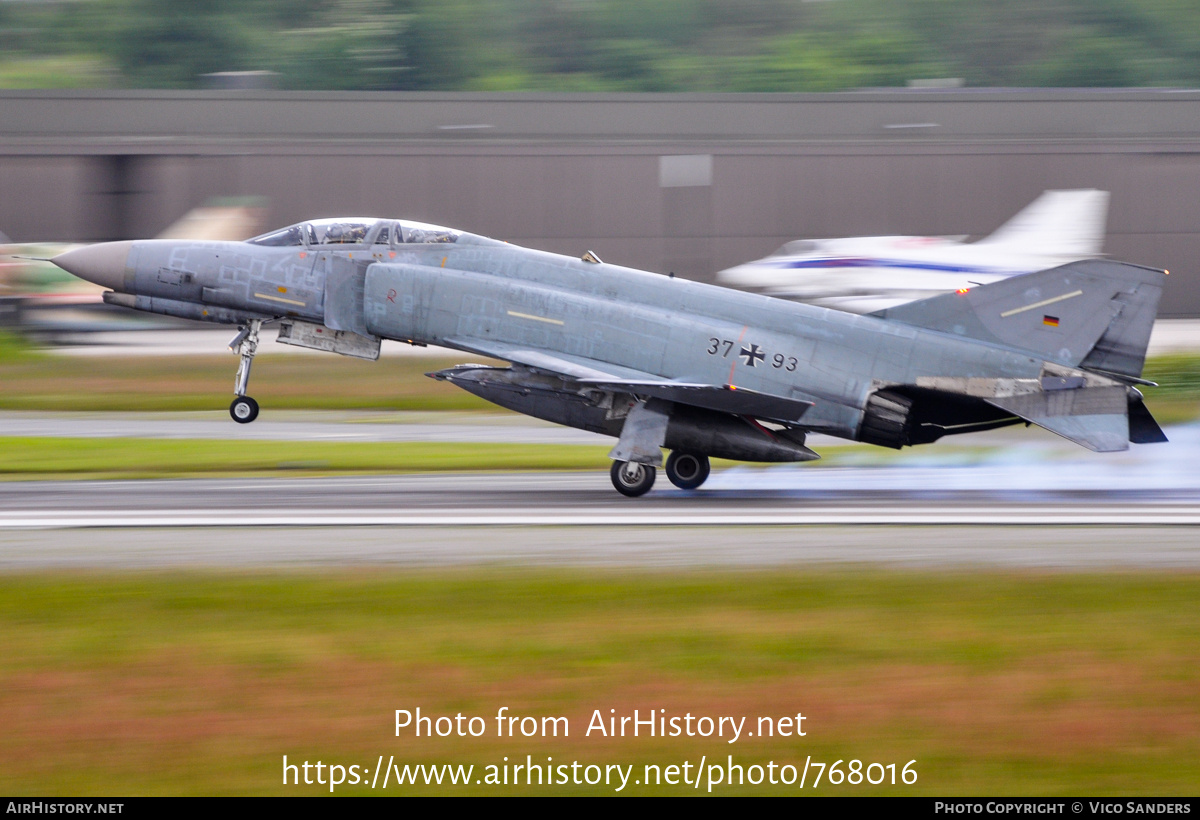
top-left (248, 218), bottom-right (461, 247)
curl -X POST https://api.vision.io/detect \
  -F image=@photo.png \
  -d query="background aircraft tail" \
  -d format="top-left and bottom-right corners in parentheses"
top-left (973, 189), bottom-right (1109, 258)
top-left (872, 258), bottom-right (1165, 379)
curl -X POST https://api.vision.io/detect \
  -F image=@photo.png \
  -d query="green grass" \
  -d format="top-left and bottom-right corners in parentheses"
top-left (0, 55), bottom-right (114, 89)
top-left (0, 436), bottom-right (893, 480)
top-left (0, 329), bottom-right (40, 362)
top-left (0, 569), bottom-right (1197, 795)
top-left (0, 348), bottom-right (1196, 419)
top-left (0, 437), bottom-right (612, 478)
top-left (1143, 353), bottom-right (1200, 423)
top-left (0, 352), bottom-right (498, 412)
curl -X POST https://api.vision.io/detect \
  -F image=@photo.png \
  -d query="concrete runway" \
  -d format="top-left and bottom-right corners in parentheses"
top-left (5, 413), bottom-right (1200, 494)
top-left (3, 415), bottom-right (1198, 570)
top-left (1, 470), bottom-right (1199, 517)
top-left (2, 524), bottom-right (1196, 569)
top-left (0, 470), bottom-right (1198, 568)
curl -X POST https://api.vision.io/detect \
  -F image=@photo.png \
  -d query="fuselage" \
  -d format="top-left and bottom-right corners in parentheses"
top-left (49, 211), bottom-right (1163, 495)
top-left (71, 218), bottom-right (1044, 444)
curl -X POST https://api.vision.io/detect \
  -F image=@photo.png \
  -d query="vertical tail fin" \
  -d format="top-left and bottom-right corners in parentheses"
top-left (872, 259), bottom-right (1168, 452)
top-left (871, 259), bottom-right (1165, 379)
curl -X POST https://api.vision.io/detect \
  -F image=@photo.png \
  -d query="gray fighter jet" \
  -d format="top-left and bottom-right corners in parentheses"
top-left (51, 216), bottom-right (1168, 496)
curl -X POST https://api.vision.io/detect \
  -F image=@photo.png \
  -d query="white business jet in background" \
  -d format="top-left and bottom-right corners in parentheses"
top-left (717, 189), bottom-right (1109, 314)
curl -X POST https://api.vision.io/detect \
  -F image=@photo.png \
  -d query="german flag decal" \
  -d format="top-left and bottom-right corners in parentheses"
top-left (1044, 315), bottom-right (1060, 327)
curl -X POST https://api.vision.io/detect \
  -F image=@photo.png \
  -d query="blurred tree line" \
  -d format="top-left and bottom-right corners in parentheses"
top-left (2, 0), bottom-right (1200, 91)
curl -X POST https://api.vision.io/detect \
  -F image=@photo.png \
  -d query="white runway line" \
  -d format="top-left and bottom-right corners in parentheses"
top-left (3, 504), bottom-right (1200, 529)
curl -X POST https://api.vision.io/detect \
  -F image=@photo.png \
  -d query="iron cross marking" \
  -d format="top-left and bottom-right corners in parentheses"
top-left (739, 343), bottom-right (765, 367)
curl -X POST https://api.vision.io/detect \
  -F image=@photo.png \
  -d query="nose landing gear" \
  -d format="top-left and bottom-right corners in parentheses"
top-left (230, 395), bottom-right (259, 424)
top-left (229, 319), bottom-right (262, 424)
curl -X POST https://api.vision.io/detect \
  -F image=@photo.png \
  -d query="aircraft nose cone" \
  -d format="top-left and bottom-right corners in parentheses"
top-left (51, 241), bottom-right (135, 291)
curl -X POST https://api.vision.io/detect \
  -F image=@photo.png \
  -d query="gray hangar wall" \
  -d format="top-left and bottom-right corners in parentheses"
top-left (1, 90), bottom-right (1199, 316)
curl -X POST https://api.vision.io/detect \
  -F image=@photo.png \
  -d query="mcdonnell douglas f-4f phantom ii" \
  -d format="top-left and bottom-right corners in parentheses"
top-left (51, 216), bottom-right (1168, 496)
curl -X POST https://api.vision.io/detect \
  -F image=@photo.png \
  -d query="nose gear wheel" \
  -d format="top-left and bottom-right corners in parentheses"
top-left (230, 396), bottom-right (259, 424)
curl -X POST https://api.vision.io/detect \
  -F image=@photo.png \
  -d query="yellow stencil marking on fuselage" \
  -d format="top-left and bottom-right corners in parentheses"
top-left (1000, 290), bottom-right (1084, 318)
top-left (254, 292), bottom-right (307, 307)
top-left (507, 310), bottom-right (564, 326)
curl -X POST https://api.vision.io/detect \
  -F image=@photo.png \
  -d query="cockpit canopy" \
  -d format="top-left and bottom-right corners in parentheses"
top-left (247, 218), bottom-right (460, 248)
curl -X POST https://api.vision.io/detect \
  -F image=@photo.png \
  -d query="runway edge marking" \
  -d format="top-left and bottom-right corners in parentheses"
top-left (2, 507), bottom-right (1200, 528)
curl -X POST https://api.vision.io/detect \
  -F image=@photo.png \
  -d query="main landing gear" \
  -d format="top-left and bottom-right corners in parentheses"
top-left (229, 319), bottom-right (262, 424)
top-left (609, 451), bottom-right (711, 497)
top-left (665, 451), bottom-right (710, 490)
top-left (610, 460), bottom-right (656, 497)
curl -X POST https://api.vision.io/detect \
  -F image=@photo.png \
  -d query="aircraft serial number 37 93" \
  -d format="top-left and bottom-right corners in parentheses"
top-left (706, 338), bottom-right (798, 372)
top-left (52, 216), bottom-right (1167, 497)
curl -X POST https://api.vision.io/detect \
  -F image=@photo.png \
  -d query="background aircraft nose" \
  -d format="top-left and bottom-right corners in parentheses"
top-left (51, 241), bottom-right (135, 291)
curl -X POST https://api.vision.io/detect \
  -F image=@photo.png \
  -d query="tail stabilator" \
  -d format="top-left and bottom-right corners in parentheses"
top-left (871, 259), bottom-right (1168, 451)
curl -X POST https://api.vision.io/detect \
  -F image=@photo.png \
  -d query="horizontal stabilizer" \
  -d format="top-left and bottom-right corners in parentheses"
top-left (985, 386), bottom-right (1129, 452)
top-left (1017, 412), bottom-right (1130, 453)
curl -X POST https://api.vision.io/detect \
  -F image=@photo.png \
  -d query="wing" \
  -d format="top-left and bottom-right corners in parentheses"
top-left (443, 337), bottom-right (814, 424)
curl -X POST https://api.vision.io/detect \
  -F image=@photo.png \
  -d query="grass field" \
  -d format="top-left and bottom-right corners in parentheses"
top-left (0, 435), bottom-right (962, 479)
top-left (0, 342), bottom-right (1197, 422)
top-left (0, 569), bottom-right (1197, 795)
top-left (0, 437), bottom-right (615, 479)
top-left (0, 349), bottom-right (497, 413)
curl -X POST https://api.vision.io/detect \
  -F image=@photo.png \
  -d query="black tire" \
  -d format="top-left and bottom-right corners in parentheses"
top-left (230, 396), bottom-right (259, 424)
top-left (610, 460), bottom-right (656, 497)
top-left (665, 451), bottom-right (710, 490)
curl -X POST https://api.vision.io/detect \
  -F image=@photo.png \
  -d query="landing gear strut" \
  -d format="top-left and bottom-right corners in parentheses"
top-left (229, 319), bottom-right (262, 424)
top-left (665, 451), bottom-right (710, 490)
top-left (610, 460), bottom-right (656, 497)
